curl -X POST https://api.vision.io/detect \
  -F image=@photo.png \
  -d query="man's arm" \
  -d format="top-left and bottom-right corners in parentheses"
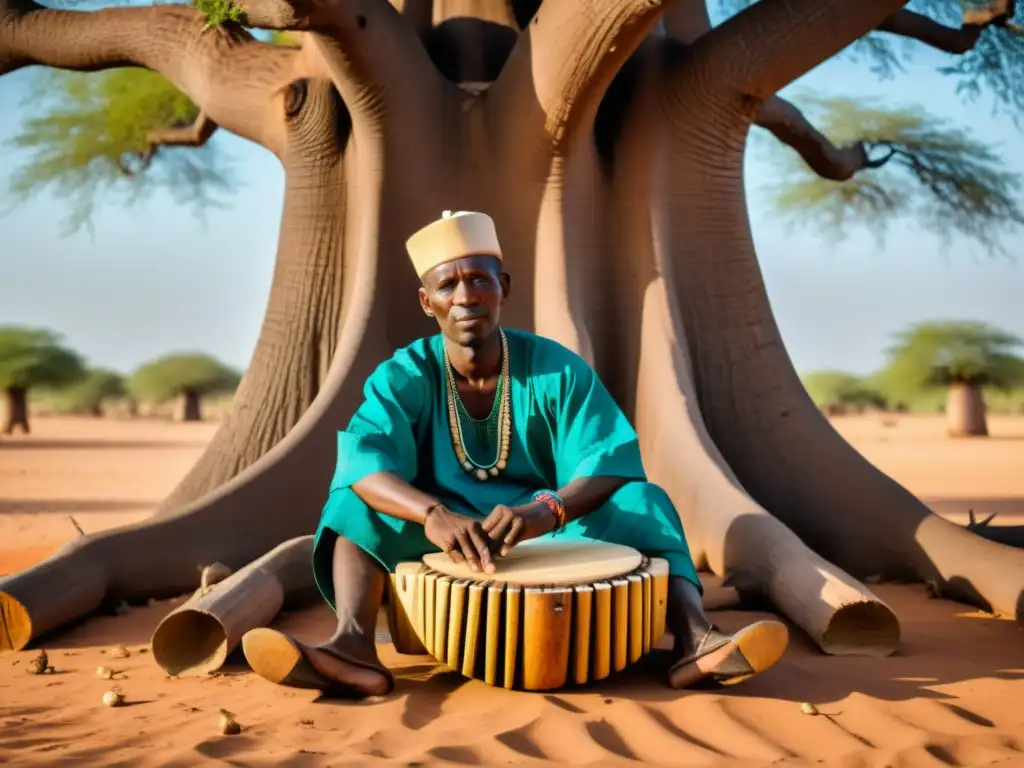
top-left (351, 471), bottom-right (440, 525)
top-left (483, 475), bottom-right (631, 554)
top-left (352, 470), bottom-right (497, 573)
top-left (554, 475), bottom-right (629, 525)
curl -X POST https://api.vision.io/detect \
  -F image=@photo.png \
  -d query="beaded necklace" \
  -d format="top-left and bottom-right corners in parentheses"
top-left (443, 329), bottom-right (511, 481)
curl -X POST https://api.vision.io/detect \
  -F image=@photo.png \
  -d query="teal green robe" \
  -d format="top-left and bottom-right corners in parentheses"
top-left (313, 329), bottom-right (699, 607)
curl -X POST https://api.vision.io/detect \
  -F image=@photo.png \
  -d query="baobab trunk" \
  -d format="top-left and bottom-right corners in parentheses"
top-left (159, 81), bottom-right (350, 511)
top-left (4, 0), bottom-right (1024, 661)
top-left (3, 386), bottom-right (29, 435)
top-left (175, 389), bottom-right (203, 422)
top-left (945, 381), bottom-right (988, 437)
top-left (656, 61), bottom-right (1024, 619)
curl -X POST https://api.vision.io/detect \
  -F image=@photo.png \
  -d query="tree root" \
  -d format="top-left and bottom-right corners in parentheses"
top-left (633, 277), bottom-right (900, 656)
top-left (0, 202), bottom-right (429, 652)
top-left (152, 537), bottom-right (316, 676)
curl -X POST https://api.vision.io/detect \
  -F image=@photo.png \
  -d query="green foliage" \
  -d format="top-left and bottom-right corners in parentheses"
top-left (0, 327), bottom-right (86, 390)
top-left (873, 321), bottom-right (1024, 402)
top-left (193, 0), bottom-right (246, 27)
top-left (801, 370), bottom-right (888, 410)
top-left (40, 368), bottom-right (127, 414)
top-left (128, 353), bottom-right (240, 404)
top-left (761, 96), bottom-right (1024, 254)
top-left (4, 68), bottom-right (233, 235)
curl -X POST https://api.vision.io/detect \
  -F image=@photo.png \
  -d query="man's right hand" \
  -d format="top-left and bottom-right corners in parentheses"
top-left (423, 505), bottom-right (496, 575)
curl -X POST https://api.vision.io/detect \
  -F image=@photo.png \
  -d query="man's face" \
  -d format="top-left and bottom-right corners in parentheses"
top-left (418, 255), bottom-right (510, 348)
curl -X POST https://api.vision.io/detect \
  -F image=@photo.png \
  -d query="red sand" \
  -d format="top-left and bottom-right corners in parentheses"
top-left (2, 414), bottom-right (1024, 767)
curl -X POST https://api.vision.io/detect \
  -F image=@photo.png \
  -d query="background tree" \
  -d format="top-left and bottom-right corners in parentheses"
top-left (0, 327), bottom-right (86, 434)
top-left (129, 353), bottom-right (240, 422)
top-left (40, 367), bottom-right (127, 417)
top-left (801, 370), bottom-right (888, 414)
top-left (4, 0), bottom-right (1024, 661)
top-left (873, 320), bottom-right (1024, 436)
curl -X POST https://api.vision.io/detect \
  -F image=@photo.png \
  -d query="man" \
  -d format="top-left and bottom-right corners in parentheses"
top-left (242, 211), bottom-right (789, 697)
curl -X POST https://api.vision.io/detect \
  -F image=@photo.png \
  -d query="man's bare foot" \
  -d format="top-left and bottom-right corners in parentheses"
top-left (242, 628), bottom-right (393, 697)
top-left (668, 620), bottom-right (789, 689)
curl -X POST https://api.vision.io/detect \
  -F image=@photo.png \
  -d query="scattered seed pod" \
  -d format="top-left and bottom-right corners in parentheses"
top-left (96, 666), bottom-right (114, 680)
top-left (202, 563), bottom-right (232, 590)
top-left (800, 702), bottom-right (819, 716)
top-left (26, 651), bottom-right (51, 675)
top-left (109, 645), bottom-right (130, 659)
top-left (102, 690), bottom-right (125, 708)
top-left (218, 709), bottom-right (241, 735)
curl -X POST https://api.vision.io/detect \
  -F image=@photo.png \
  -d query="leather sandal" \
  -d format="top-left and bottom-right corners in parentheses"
top-left (668, 620), bottom-right (789, 689)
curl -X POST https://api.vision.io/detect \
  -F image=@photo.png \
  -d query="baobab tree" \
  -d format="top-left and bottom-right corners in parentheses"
top-left (801, 370), bottom-right (888, 415)
top-left (43, 367), bottom-right (126, 417)
top-left (0, 327), bottom-right (85, 434)
top-left (3, 0), bottom-right (1024, 662)
top-left (874, 320), bottom-right (1024, 437)
top-left (129, 353), bottom-right (240, 422)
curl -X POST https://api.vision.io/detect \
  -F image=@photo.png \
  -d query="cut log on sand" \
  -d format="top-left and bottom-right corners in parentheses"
top-left (4, 0), bottom-right (1024, 662)
top-left (152, 537), bottom-right (316, 676)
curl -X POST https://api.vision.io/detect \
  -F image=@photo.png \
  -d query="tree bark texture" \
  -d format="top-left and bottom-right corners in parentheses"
top-left (3, 387), bottom-right (29, 435)
top-left (4, 0), bottom-right (1024, 661)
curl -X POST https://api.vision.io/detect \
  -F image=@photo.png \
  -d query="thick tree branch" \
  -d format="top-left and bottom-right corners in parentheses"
top-left (113, 112), bottom-right (220, 178)
top-left (755, 96), bottom-right (883, 182)
top-left (148, 111), bottom-right (218, 148)
top-left (877, 2), bottom-right (1017, 55)
top-left (0, 2), bottom-right (297, 155)
top-left (489, 0), bottom-right (665, 155)
top-left (663, 0), bottom-right (711, 43)
top-left (233, 0), bottom-right (442, 122)
top-left (392, 0), bottom-right (433, 40)
top-left (688, 0), bottom-right (907, 100)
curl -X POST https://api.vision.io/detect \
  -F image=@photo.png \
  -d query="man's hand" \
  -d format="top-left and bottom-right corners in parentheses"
top-left (423, 505), bottom-right (496, 574)
top-left (483, 502), bottom-right (557, 557)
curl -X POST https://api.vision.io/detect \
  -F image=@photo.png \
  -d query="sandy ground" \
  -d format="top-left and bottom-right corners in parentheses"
top-left (2, 414), bottom-right (1024, 767)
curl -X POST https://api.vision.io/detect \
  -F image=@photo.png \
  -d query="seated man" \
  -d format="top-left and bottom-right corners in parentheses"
top-left (243, 211), bottom-right (788, 697)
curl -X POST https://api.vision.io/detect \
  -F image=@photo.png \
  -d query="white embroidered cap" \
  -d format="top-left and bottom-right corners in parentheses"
top-left (405, 210), bottom-right (503, 277)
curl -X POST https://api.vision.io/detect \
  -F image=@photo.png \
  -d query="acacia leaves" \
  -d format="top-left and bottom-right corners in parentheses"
top-left (4, 68), bottom-right (233, 235)
top-left (193, 0), bottom-right (246, 27)
top-left (761, 96), bottom-right (1024, 253)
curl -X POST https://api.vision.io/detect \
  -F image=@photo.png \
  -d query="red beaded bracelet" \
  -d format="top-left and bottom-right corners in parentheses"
top-left (533, 491), bottom-right (566, 531)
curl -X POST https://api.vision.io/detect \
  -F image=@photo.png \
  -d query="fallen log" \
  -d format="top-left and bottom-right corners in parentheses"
top-left (151, 536), bottom-right (317, 676)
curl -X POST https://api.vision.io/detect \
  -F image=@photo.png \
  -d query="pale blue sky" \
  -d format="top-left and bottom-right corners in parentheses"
top-left (0, 36), bottom-right (1021, 378)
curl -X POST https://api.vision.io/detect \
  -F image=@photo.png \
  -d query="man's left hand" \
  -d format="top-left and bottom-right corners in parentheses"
top-left (482, 502), bottom-right (557, 557)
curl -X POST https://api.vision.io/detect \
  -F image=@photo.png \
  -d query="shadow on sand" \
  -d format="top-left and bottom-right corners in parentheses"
top-left (0, 499), bottom-right (154, 515)
top-left (0, 439), bottom-right (209, 451)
